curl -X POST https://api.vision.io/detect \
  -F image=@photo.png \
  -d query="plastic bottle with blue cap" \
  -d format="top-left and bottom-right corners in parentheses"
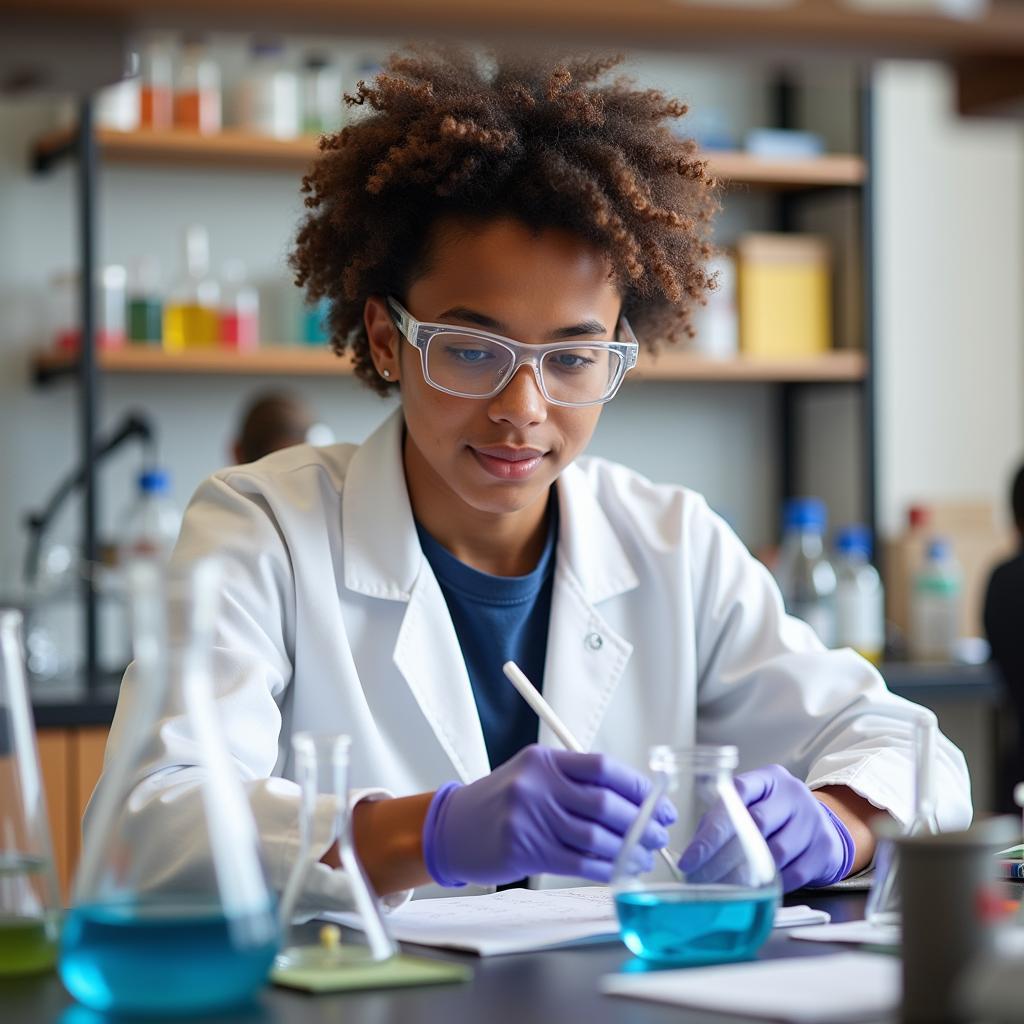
top-left (120, 468), bottom-right (182, 567)
top-left (834, 524), bottom-right (885, 664)
top-left (774, 497), bottom-right (837, 647)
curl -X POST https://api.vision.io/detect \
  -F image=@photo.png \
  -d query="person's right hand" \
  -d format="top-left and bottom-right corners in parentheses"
top-left (421, 744), bottom-right (677, 887)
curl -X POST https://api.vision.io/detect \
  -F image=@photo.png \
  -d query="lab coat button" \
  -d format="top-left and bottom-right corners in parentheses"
top-left (585, 632), bottom-right (603, 651)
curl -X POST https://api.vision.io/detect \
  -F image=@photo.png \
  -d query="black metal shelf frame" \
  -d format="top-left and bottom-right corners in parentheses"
top-left (76, 99), bottom-right (100, 694)
top-left (772, 73), bottom-right (878, 550)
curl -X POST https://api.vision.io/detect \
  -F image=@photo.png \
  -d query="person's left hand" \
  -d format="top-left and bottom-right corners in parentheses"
top-left (679, 764), bottom-right (856, 892)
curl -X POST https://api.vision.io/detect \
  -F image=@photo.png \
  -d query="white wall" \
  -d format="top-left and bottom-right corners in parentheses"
top-left (874, 61), bottom-right (1024, 539)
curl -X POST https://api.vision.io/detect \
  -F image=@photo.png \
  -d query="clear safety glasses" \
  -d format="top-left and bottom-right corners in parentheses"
top-left (387, 297), bottom-right (639, 408)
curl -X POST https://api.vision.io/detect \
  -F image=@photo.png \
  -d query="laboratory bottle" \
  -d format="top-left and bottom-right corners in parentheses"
top-left (95, 76), bottom-right (140, 133)
top-left (301, 296), bottom-right (330, 345)
top-left (237, 40), bottom-right (300, 140)
top-left (50, 266), bottom-right (129, 353)
top-left (301, 53), bottom-right (343, 135)
top-left (126, 256), bottom-right (162, 344)
top-left (119, 468), bottom-right (181, 565)
top-left (24, 541), bottom-right (80, 683)
top-left (99, 264), bottom-right (127, 350)
top-left (60, 559), bottom-right (279, 1013)
top-left (610, 745), bottom-right (779, 965)
top-left (219, 260), bottom-right (260, 350)
top-left (691, 252), bottom-right (738, 359)
top-left (174, 37), bottom-right (221, 135)
top-left (833, 524), bottom-right (885, 664)
top-left (865, 710), bottom-right (940, 927)
top-left (774, 497), bottom-right (837, 647)
top-left (138, 37), bottom-right (174, 129)
top-left (163, 224), bottom-right (220, 350)
top-left (909, 538), bottom-right (962, 663)
top-left (0, 610), bottom-right (62, 975)
top-left (276, 733), bottom-right (396, 970)
top-left (104, 469), bottom-right (181, 674)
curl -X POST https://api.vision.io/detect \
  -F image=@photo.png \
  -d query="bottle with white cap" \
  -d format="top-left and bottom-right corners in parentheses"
top-left (909, 537), bottom-right (962, 663)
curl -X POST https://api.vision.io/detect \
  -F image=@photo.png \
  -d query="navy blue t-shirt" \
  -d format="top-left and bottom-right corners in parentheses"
top-left (415, 499), bottom-right (558, 769)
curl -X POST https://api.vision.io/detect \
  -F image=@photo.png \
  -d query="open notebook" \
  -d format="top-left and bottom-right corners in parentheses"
top-left (330, 886), bottom-right (829, 956)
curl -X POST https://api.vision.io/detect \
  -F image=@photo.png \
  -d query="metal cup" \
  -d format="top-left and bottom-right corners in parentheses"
top-left (896, 815), bottom-right (1018, 1024)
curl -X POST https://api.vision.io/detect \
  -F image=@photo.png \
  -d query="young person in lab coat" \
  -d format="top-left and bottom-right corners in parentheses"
top-left (94, 48), bottom-right (971, 913)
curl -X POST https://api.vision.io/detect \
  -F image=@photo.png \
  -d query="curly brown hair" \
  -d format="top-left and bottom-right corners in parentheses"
top-left (291, 45), bottom-right (719, 396)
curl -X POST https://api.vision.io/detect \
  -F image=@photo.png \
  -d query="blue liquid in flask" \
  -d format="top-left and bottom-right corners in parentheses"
top-left (615, 885), bottom-right (777, 965)
top-left (59, 902), bottom-right (278, 1015)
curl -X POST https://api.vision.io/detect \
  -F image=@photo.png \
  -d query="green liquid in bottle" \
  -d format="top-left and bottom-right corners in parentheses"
top-left (0, 913), bottom-right (59, 975)
top-left (0, 853), bottom-right (60, 976)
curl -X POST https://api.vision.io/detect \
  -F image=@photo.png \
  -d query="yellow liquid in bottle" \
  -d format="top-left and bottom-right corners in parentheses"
top-left (163, 304), bottom-right (219, 350)
top-left (854, 647), bottom-right (883, 666)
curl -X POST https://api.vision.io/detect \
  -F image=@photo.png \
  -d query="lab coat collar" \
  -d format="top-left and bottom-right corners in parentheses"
top-left (341, 408), bottom-right (421, 601)
top-left (555, 460), bottom-right (639, 604)
top-left (342, 409), bottom-right (639, 606)
top-left (341, 409), bottom-right (639, 780)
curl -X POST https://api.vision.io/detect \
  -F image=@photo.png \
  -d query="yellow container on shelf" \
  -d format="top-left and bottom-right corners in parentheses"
top-left (737, 233), bottom-right (831, 358)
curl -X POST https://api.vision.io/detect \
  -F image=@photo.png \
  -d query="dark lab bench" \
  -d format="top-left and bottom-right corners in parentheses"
top-left (1, 891), bottom-right (872, 1024)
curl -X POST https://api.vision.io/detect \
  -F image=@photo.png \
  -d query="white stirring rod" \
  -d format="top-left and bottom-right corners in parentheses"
top-left (502, 659), bottom-right (681, 880)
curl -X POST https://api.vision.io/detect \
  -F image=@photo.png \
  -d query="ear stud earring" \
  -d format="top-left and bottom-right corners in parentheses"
top-left (382, 369), bottom-right (391, 378)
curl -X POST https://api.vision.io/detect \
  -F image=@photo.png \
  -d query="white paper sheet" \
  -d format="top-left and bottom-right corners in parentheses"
top-left (774, 905), bottom-right (831, 929)
top-left (601, 951), bottom-right (900, 1023)
top-left (789, 920), bottom-right (900, 947)
top-left (331, 887), bottom-right (830, 956)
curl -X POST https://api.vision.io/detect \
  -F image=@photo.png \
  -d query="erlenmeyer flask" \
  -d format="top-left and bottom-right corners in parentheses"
top-left (611, 745), bottom-right (779, 965)
top-left (275, 732), bottom-right (396, 970)
top-left (59, 559), bottom-right (279, 1013)
top-left (0, 609), bottom-right (62, 975)
top-left (865, 709), bottom-right (940, 926)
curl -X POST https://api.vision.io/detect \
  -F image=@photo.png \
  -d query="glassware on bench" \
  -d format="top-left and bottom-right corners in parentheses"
top-left (865, 709), bottom-right (941, 927)
top-left (611, 744), bottom-right (779, 965)
top-left (59, 559), bottom-right (278, 1014)
top-left (0, 609), bottom-right (62, 976)
top-left (275, 732), bottom-right (396, 971)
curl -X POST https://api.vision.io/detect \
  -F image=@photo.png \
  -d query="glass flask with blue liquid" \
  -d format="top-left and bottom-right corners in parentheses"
top-left (59, 558), bottom-right (279, 1014)
top-left (611, 745), bottom-right (779, 966)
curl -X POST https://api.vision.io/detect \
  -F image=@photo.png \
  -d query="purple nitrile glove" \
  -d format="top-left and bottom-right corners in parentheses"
top-left (678, 764), bottom-right (855, 893)
top-left (422, 744), bottom-right (678, 888)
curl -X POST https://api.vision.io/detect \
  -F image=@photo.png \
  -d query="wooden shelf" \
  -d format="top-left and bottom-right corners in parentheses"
top-left (32, 346), bottom-right (866, 384)
top-left (10, 0), bottom-right (1024, 59)
top-left (705, 151), bottom-right (865, 188)
top-left (632, 348), bottom-right (864, 383)
top-left (33, 346), bottom-right (350, 380)
top-left (31, 128), bottom-right (320, 173)
top-left (32, 128), bottom-right (866, 188)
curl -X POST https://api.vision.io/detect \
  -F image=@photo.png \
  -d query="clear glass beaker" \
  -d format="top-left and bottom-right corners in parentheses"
top-left (275, 733), bottom-right (396, 970)
top-left (611, 745), bottom-right (779, 965)
top-left (59, 559), bottom-right (279, 1013)
top-left (865, 709), bottom-right (941, 926)
top-left (0, 610), bottom-right (62, 975)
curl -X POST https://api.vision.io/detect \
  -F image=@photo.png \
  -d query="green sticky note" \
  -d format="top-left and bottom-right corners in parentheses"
top-left (271, 953), bottom-right (472, 994)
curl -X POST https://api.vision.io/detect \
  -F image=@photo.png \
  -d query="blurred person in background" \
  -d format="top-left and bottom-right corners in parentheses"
top-left (231, 389), bottom-right (330, 464)
top-left (984, 463), bottom-right (1024, 809)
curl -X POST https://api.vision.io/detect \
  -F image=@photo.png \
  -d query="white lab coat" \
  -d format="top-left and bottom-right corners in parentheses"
top-left (91, 408), bottom-right (971, 914)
